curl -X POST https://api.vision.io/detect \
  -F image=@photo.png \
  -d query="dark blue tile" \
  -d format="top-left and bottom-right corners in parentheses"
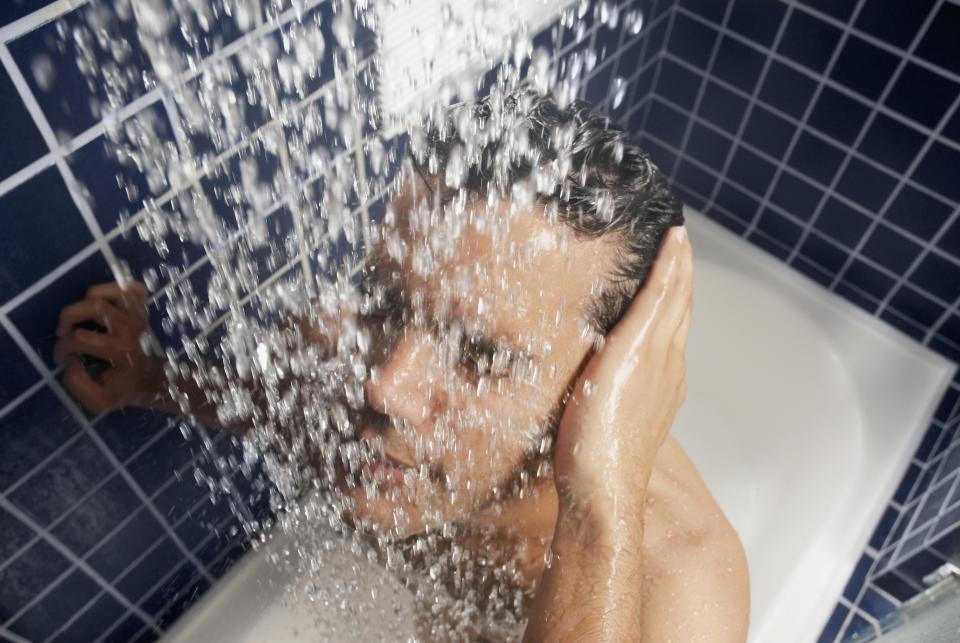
top-left (728, 0), bottom-right (787, 47)
top-left (0, 386), bottom-right (82, 491)
top-left (815, 602), bottom-right (848, 643)
top-left (861, 224), bottom-right (922, 275)
top-left (756, 209), bottom-right (803, 248)
top-left (789, 131), bottom-right (845, 186)
top-left (841, 611), bottom-right (878, 642)
top-left (809, 86), bottom-right (872, 146)
top-left (698, 80), bottom-right (749, 133)
top-left (674, 183), bottom-right (709, 211)
top-left (9, 432), bottom-right (113, 527)
top-left (842, 553), bottom-right (874, 601)
top-left (94, 408), bottom-right (179, 464)
top-left (886, 64), bottom-right (959, 129)
top-left (873, 570), bottom-right (920, 602)
top-left (8, 567), bottom-right (100, 642)
top-left (915, 3), bottom-right (960, 77)
top-left (675, 159), bottom-right (717, 199)
top-left (770, 172), bottom-right (825, 221)
top-left (126, 423), bottom-right (206, 495)
top-left (68, 108), bottom-right (176, 232)
top-left (677, 0), bottom-right (725, 24)
top-left (0, 64), bottom-right (48, 181)
top-left (857, 114), bottom-right (927, 173)
top-left (938, 316), bottom-right (960, 357)
top-left (742, 105), bottom-right (796, 159)
top-left (836, 280), bottom-right (880, 313)
top-left (798, 0), bottom-right (857, 22)
top-left (0, 167), bottom-right (95, 305)
top-left (155, 574), bottom-right (210, 629)
top-left (890, 286), bottom-right (946, 329)
top-left (842, 258), bottom-right (896, 301)
top-left (0, 506), bottom-right (35, 563)
top-left (667, 12), bottom-right (720, 68)
top-left (50, 592), bottom-right (134, 643)
top-left (727, 145), bottom-right (776, 197)
top-left (835, 158), bottom-right (898, 213)
top-left (115, 538), bottom-right (185, 604)
top-left (110, 220), bottom-right (205, 291)
top-left (776, 10), bottom-right (842, 73)
top-left (152, 463), bottom-right (213, 527)
top-left (0, 1), bottom-right (55, 26)
top-left (656, 58), bottom-right (702, 108)
top-left (0, 538), bottom-right (70, 617)
top-left (883, 185), bottom-right (953, 239)
top-left (684, 122), bottom-right (731, 171)
top-left (585, 61), bottom-right (614, 105)
top-left (909, 253), bottom-right (960, 304)
top-left (7, 5), bottom-right (154, 137)
top-left (894, 466), bottom-right (922, 505)
top-left (97, 612), bottom-right (152, 643)
top-left (860, 586), bottom-right (899, 624)
top-left (0, 326), bottom-right (40, 411)
top-left (7, 250), bottom-right (113, 369)
top-left (87, 507), bottom-right (164, 582)
top-left (934, 386), bottom-right (960, 424)
top-left (139, 559), bottom-right (203, 619)
top-left (910, 460), bottom-right (938, 503)
top-left (913, 141), bottom-right (960, 202)
top-left (799, 233), bottom-right (847, 274)
top-left (813, 198), bottom-right (871, 248)
top-left (207, 541), bottom-right (249, 579)
top-left (749, 229), bottom-right (791, 260)
top-left (914, 476), bottom-right (956, 529)
top-left (759, 60), bottom-right (818, 119)
top-left (944, 109), bottom-right (960, 146)
top-left (645, 99), bottom-right (689, 149)
top-left (939, 215), bottom-right (960, 258)
top-left (175, 496), bottom-right (237, 550)
top-left (829, 35), bottom-right (901, 102)
top-left (929, 335), bottom-right (960, 364)
top-left (50, 473), bottom-right (140, 557)
top-left (194, 516), bottom-right (244, 567)
top-left (638, 134), bottom-right (678, 175)
top-left (897, 548), bottom-right (947, 586)
top-left (712, 35), bottom-right (766, 93)
top-left (714, 182), bottom-right (761, 221)
top-left (855, 0), bottom-right (937, 49)
top-left (869, 506), bottom-right (901, 551)
top-left (793, 255), bottom-right (834, 287)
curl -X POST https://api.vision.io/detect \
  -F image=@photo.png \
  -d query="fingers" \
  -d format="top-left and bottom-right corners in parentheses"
top-left (63, 359), bottom-right (116, 415)
top-left (86, 281), bottom-right (148, 312)
top-left (57, 299), bottom-right (140, 338)
top-left (55, 329), bottom-right (136, 365)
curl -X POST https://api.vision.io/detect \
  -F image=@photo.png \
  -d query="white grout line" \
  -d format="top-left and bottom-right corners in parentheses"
top-left (0, 152), bottom-right (56, 197)
top-left (0, 0), bottom-right (92, 44)
top-left (636, 1), bottom-right (677, 138)
top-left (0, 315), bottom-right (216, 589)
top-left (0, 495), bottom-right (161, 634)
top-left (0, 377), bottom-right (46, 421)
top-left (0, 624), bottom-right (34, 643)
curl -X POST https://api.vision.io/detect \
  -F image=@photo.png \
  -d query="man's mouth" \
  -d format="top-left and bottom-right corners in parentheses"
top-left (363, 453), bottom-right (411, 486)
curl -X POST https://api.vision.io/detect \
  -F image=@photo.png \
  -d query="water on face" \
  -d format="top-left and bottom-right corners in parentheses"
top-left (43, 0), bottom-right (632, 638)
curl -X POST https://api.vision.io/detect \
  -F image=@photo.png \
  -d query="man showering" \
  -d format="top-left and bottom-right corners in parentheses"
top-left (55, 87), bottom-right (750, 641)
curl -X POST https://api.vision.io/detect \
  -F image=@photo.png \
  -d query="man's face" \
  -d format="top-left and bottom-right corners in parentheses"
top-left (342, 175), bottom-right (612, 537)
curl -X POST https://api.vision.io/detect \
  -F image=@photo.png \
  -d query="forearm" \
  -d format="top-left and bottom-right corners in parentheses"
top-left (524, 494), bottom-right (648, 642)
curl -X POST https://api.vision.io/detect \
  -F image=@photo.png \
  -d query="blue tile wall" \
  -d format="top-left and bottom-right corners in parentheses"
top-left (624, 1), bottom-right (960, 641)
top-left (0, 0), bottom-right (656, 640)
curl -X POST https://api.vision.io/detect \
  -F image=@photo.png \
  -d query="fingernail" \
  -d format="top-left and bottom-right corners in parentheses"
top-left (674, 226), bottom-right (687, 244)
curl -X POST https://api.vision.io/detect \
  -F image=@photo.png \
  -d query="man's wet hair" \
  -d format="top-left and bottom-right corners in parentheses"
top-left (410, 84), bottom-right (684, 334)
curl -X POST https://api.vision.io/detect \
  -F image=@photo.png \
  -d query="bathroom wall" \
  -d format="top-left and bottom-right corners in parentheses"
top-left (627, 0), bottom-right (960, 641)
top-left (0, 1), bottom-right (652, 641)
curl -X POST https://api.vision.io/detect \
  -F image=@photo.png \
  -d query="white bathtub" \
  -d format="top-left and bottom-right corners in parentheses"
top-left (163, 208), bottom-right (956, 643)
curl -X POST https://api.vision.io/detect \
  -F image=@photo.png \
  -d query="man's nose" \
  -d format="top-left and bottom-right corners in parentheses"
top-left (364, 330), bottom-right (440, 432)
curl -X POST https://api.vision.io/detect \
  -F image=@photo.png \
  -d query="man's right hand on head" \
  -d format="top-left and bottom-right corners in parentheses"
top-left (54, 281), bottom-right (164, 415)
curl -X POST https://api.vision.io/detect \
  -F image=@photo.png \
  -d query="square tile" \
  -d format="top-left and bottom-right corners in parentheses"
top-left (756, 209), bottom-right (804, 248)
top-left (885, 63), bottom-right (959, 129)
top-left (792, 255), bottom-right (834, 287)
top-left (934, 386), bottom-right (960, 424)
top-left (0, 326), bottom-right (41, 411)
top-left (836, 280), bottom-right (880, 313)
top-left (938, 316), bottom-right (960, 354)
top-left (855, 0), bottom-right (937, 49)
top-left (749, 229), bottom-right (792, 260)
top-left (913, 141), bottom-right (960, 202)
top-left (857, 114), bottom-right (927, 173)
top-left (915, 3), bottom-right (960, 77)
top-left (154, 573), bottom-right (209, 629)
top-left (914, 475), bottom-right (957, 528)
top-left (815, 602), bottom-right (848, 643)
top-left (841, 611), bottom-right (878, 642)
top-left (882, 185), bottom-right (953, 239)
top-left (684, 122), bottom-right (731, 171)
top-left (7, 567), bottom-right (100, 642)
top-left (835, 157), bottom-right (898, 212)
top-left (0, 538), bottom-right (70, 617)
top-left (675, 158), bottom-right (717, 200)
top-left (656, 58), bottom-right (702, 108)
top-left (126, 423), bottom-right (206, 496)
top-left (727, 0), bottom-right (787, 47)
top-left (698, 80), bottom-right (749, 133)
top-left (645, 99), bottom-right (689, 149)
top-left (726, 146), bottom-right (776, 197)
top-left (7, 5), bottom-right (154, 138)
top-left (944, 108), bottom-right (960, 146)
top-left (814, 197), bottom-right (871, 248)
top-left (0, 167), bottom-right (96, 306)
top-left (868, 505), bottom-right (901, 551)
top-left (889, 285), bottom-right (947, 329)
top-left (799, 232), bottom-right (847, 274)
top-left (667, 13), bottom-right (720, 68)
top-left (9, 433), bottom-right (113, 527)
top-left (894, 465), bottom-right (922, 505)
top-left (0, 64), bottom-right (48, 182)
top-left (742, 105), bottom-right (797, 159)
top-left (86, 507), bottom-right (165, 582)
top-left (872, 570), bottom-right (921, 602)
top-left (711, 36), bottom-right (766, 93)
top-left (861, 224), bottom-right (923, 275)
top-left (51, 592), bottom-right (135, 643)
top-left (770, 172), bottom-right (825, 221)
top-left (677, 0), bottom-right (725, 24)
top-left (842, 552), bottom-right (874, 600)
top-left (858, 587), bottom-right (899, 626)
top-left (788, 131), bottom-right (845, 186)
top-left (115, 538), bottom-right (187, 604)
top-left (174, 495), bottom-right (237, 550)
top-left (797, 0), bottom-right (858, 22)
top-left (7, 250), bottom-right (114, 369)
top-left (776, 10), bottom-right (842, 73)
top-left (152, 462), bottom-right (212, 526)
top-left (897, 548), bottom-right (947, 586)
top-left (883, 306), bottom-right (929, 341)
top-left (0, 1), bottom-right (55, 26)
top-left (94, 408), bottom-right (179, 463)
top-left (714, 182), bottom-right (761, 220)
top-left (829, 35), bottom-right (901, 102)
top-left (0, 386), bottom-right (82, 492)
top-left (89, 612), bottom-right (151, 643)
top-left (50, 473), bottom-right (140, 557)
top-left (908, 253), bottom-right (960, 304)
top-left (0, 506), bottom-right (35, 563)
top-left (938, 215), bottom-right (960, 258)
top-left (139, 559), bottom-right (203, 619)
top-left (809, 86), bottom-right (871, 146)
top-left (841, 259), bottom-right (896, 301)
top-left (638, 135), bottom-right (678, 173)
top-left (759, 60), bottom-right (818, 119)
